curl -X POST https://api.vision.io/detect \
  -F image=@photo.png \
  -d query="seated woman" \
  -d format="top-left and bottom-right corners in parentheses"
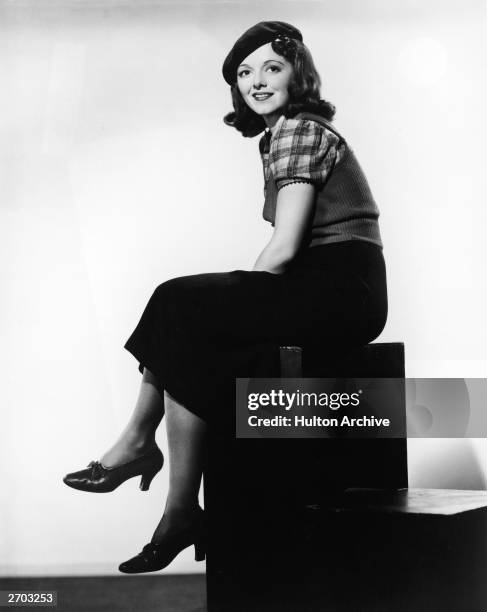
top-left (63, 20), bottom-right (387, 573)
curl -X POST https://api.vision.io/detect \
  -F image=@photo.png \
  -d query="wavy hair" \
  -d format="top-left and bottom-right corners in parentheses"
top-left (223, 37), bottom-right (336, 138)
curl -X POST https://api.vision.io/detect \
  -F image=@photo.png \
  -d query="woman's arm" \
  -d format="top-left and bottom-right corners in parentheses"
top-left (253, 182), bottom-right (315, 274)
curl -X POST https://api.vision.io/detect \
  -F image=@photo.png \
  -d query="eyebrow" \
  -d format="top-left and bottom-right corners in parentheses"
top-left (237, 59), bottom-right (285, 69)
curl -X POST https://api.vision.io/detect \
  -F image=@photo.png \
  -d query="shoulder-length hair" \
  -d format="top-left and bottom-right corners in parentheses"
top-left (223, 38), bottom-right (336, 138)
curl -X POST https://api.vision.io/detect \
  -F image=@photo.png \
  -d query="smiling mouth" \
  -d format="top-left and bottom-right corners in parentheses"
top-left (252, 93), bottom-right (273, 101)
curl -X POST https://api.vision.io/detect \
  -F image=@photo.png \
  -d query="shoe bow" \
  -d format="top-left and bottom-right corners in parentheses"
top-left (87, 460), bottom-right (104, 480)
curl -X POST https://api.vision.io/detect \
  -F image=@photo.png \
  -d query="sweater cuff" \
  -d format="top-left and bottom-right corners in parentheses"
top-left (276, 178), bottom-right (315, 191)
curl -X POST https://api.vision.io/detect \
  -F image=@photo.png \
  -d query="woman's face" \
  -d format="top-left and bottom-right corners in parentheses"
top-left (236, 43), bottom-right (293, 126)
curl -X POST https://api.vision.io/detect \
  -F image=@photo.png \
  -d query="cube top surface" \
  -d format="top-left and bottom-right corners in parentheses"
top-left (318, 487), bottom-right (487, 516)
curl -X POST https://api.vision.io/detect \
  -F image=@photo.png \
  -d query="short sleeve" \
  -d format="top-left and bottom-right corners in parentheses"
top-left (268, 118), bottom-right (342, 191)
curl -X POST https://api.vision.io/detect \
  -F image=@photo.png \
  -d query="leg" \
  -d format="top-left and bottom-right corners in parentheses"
top-left (118, 392), bottom-right (206, 573)
top-left (151, 391), bottom-right (207, 543)
top-left (101, 367), bottom-right (165, 467)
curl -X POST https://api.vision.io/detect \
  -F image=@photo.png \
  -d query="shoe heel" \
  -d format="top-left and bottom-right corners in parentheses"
top-left (139, 468), bottom-right (160, 491)
top-left (194, 540), bottom-right (206, 562)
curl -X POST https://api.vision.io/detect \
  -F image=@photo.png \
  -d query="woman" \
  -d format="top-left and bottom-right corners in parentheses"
top-left (63, 20), bottom-right (387, 573)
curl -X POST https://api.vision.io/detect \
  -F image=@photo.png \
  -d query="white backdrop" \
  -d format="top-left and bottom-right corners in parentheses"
top-left (1, 0), bottom-right (486, 576)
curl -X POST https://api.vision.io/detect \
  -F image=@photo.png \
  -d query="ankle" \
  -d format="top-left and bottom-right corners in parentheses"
top-left (121, 430), bottom-right (157, 452)
top-left (151, 506), bottom-right (202, 545)
top-left (134, 436), bottom-right (157, 452)
top-left (100, 434), bottom-right (157, 468)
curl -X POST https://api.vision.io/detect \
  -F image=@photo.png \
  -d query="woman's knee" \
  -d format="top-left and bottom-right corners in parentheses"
top-left (150, 275), bottom-right (206, 331)
top-left (153, 276), bottom-right (195, 303)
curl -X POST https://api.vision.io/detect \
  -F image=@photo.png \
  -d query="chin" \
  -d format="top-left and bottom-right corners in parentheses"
top-left (252, 108), bottom-right (273, 117)
top-left (246, 98), bottom-right (280, 116)
top-left (250, 104), bottom-right (284, 118)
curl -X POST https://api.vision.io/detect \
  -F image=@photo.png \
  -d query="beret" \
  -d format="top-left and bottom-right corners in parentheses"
top-left (222, 21), bottom-right (303, 86)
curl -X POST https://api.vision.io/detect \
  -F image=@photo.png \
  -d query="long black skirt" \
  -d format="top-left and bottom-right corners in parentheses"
top-left (123, 240), bottom-right (387, 426)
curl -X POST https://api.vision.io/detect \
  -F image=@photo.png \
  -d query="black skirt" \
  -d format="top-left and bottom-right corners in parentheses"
top-left (123, 240), bottom-right (387, 425)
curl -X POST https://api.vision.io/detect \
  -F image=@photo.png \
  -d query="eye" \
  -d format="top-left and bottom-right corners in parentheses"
top-left (237, 69), bottom-right (250, 78)
top-left (267, 65), bottom-right (281, 73)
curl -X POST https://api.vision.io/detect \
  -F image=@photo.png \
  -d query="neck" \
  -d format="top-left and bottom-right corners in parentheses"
top-left (264, 113), bottom-right (284, 135)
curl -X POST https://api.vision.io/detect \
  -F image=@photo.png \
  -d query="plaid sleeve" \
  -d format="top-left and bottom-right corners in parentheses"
top-left (268, 118), bottom-right (341, 191)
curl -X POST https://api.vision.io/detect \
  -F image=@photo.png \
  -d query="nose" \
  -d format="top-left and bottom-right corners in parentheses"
top-left (252, 69), bottom-right (267, 90)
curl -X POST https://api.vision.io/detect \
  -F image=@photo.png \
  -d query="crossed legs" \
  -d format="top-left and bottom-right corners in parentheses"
top-left (101, 367), bottom-right (206, 543)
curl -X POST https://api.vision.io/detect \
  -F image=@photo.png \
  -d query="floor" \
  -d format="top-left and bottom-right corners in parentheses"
top-left (0, 575), bottom-right (206, 612)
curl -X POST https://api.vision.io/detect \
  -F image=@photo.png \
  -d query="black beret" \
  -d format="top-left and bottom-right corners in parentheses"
top-left (222, 21), bottom-right (303, 86)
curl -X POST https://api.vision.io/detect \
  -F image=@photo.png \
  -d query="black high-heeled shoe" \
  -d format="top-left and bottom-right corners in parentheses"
top-left (62, 445), bottom-right (164, 493)
top-left (118, 507), bottom-right (206, 574)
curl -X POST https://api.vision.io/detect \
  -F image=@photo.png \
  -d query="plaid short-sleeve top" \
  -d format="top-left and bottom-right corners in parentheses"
top-left (258, 112), bottom-right (383, 249)
top-left (259, 114), bottom-right (345, 192)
